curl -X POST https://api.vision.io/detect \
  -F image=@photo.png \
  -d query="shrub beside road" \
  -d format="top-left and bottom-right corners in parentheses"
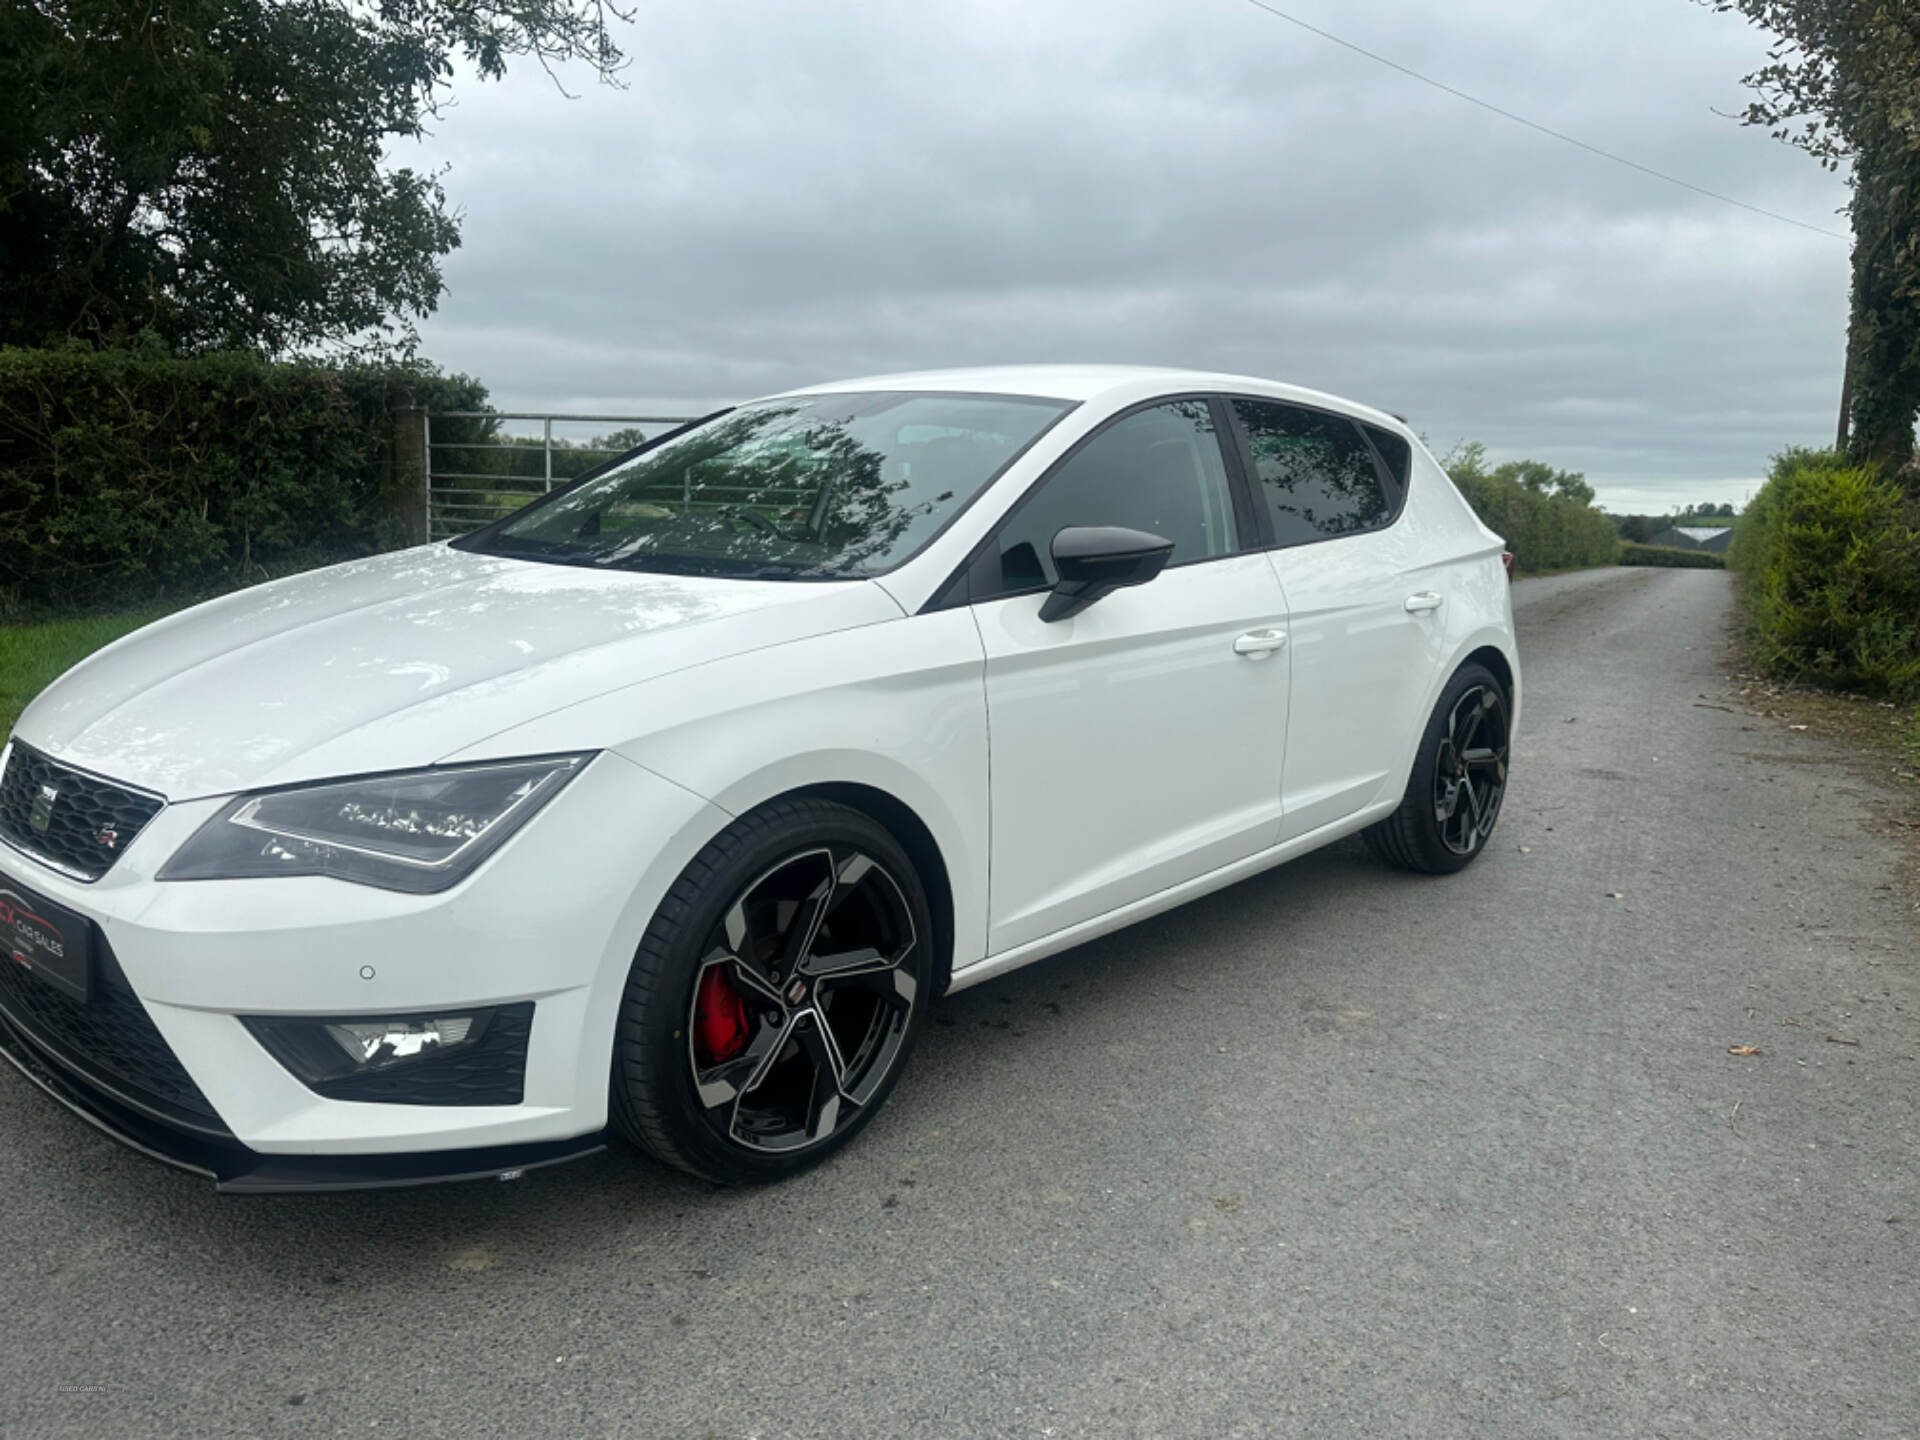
top-left (1441, 443), bottom-right (1619, 574)
top-left (0, 346), bottom-right (487, 615)
top-left (1731, 447), bottom-right (1920, 701)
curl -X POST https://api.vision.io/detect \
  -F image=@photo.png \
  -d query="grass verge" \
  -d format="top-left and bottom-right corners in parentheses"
top-left (2, 606), bottom-right (180, 738)
top-left (1718, 602), bottom-right (1920, 923)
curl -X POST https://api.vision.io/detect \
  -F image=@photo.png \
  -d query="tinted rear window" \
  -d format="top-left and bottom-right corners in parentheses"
top-left (1231, 399), bottom-right (1391, 545)
top-left (1364, 425), bottom-right (1412, 496)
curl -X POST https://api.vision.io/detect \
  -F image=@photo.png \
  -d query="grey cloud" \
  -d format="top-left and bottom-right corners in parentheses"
top-left (407, 0), bottom-right (1853, 513)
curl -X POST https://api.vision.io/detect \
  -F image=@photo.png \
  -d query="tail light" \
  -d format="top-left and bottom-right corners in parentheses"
top-left (1501, 551), bottom-right (1516, 582)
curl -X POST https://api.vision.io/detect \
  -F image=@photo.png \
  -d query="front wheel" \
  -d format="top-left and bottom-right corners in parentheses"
top-left (1363, 662), bottom-right (1511, 875)
top-left (610, 798), bottom-right (932, 1184)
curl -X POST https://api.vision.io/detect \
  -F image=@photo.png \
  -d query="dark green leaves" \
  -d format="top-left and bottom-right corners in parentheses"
top-left (0, 346), bottom-right (489, 610)
top-left (1701, 1), bottom-right (1920, 473)
top-left (1732, 447), bottom-right (1920, 697)
top-left (0, 0), bottom-right (630, 356)
top-left (1441, 442), bottom-right (1619, 575)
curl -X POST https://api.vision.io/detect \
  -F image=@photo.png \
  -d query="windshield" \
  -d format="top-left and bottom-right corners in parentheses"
top-left (458, 391), bottom-right (1074, 579)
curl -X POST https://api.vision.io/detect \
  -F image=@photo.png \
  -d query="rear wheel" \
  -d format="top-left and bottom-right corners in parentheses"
top-left (611, 798), bottom-right (932, 1184)
top-left (1364, 662), bottom-right (1511, 875)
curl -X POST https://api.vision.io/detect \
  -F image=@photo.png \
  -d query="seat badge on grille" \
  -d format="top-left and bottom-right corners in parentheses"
top-left (29, 784), bottom-right (57, 834)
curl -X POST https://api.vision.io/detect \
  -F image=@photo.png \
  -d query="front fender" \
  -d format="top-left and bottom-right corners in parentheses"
top-left (451, 608), bottom-right (992, 975)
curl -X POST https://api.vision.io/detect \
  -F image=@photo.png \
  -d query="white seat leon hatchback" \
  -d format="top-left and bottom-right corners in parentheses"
top-left (0, 366), bottom-right (1519, 1190)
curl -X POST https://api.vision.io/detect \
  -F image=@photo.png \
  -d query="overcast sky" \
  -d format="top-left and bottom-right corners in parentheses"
top-left (403, 0), bottom-right (1853, 514)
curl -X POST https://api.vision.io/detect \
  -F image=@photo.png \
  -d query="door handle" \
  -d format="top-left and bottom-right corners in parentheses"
top-left (1404, 591), bottom-right (1444, 614)
top-left (1233, 628), bottom-right (1288, 658)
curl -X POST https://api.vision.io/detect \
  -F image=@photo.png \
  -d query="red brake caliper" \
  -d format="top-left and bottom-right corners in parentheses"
top-left (694, 965), bottom-right (752, 1064)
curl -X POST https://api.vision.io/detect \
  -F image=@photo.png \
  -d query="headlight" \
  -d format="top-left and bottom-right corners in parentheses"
top-left (157, 754), bottom-right (592, 893)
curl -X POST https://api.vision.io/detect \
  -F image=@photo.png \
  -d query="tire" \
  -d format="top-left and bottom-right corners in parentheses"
top-left (610, 797), bottom-right (934, 1185)
top-left (1363, 661), bottom-right (1512, 875)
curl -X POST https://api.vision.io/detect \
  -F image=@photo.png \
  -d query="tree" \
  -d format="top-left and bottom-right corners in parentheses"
top-left (1703, 2), bottom-right (1920, 477)
top-left (1438, 441), bottom-right (1618, 571)
top-left (596, 427), bottom-right (656, 454)
top-left (1438, 440), bottom-right (1490, 484)
top-left (0, 0), bottom-right (630, 356)
top-left (1490, 458), bottom-right (1597, 506)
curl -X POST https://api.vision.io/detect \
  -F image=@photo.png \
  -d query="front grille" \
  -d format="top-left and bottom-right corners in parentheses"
top-left (0, 933), bottom-right (225, 1132)
top-left (0, 743), bottom-right (165, 881)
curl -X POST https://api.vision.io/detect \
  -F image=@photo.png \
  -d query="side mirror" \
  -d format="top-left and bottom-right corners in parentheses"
top-left (1039, 525), bottom-right (1175, 622)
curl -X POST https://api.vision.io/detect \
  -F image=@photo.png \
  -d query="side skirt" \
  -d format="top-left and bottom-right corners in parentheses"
top-left (945, 797), bottom-right (1400, 995)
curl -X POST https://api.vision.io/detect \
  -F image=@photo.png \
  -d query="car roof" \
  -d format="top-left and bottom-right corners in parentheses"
top-left (772, 365), bottom-right (1407, 432)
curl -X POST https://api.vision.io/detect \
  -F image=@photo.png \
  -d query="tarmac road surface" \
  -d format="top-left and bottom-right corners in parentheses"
top-left (2, 565), bottom-right (1915, 1438)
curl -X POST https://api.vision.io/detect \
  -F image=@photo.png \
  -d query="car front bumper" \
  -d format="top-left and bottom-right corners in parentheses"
top-left (0, 747), bottom-right (728, 1191)
top-left (0, 1012), bottom-right (609, 1191)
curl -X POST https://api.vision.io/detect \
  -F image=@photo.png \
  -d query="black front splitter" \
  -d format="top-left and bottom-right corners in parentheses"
top-left (0, 1012), bottom-right (606, 1193)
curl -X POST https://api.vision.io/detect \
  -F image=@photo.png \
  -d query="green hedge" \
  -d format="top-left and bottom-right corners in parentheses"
top-left (1618, 542), bottom-right (1726, 569)
top-left (1448, 469), bottom-right (1618, 573)
top-left (0, 345), bottom-right (487, 614)
top-left (1731, 448), bottom-right (1920, 699)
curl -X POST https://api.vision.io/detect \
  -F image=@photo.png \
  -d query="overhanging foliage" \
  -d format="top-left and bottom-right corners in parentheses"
top-left (1704, 1), bottom-right (1920, 475)
top-left (0, 0), bottom-right (630, 355)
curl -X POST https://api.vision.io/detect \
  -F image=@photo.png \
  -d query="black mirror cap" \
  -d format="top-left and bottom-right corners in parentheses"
top-left (1050, 525), bottom-right (1175, 582)
top-left (1040, 525), bottom-right (1175, 622)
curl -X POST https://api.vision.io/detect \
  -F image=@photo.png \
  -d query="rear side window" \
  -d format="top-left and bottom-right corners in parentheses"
top-left (1230, 399), bottom-right (1391, 545)
top-left (1363, 425), bottom-right (1412, 496)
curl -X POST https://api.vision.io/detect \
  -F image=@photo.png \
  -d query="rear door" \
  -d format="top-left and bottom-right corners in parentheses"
top-left (965, 398), bottom-right (1291, 954)
top-left (1225, 399), bottom-right (1446, 841)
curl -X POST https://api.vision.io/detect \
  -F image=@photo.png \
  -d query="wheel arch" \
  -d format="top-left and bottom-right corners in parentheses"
top-left (1443, 630), bottom-right (1521, 739)
top-left (669, 749), bottom-right (974, 998)
top-left (781, 780), bottom-right (958, 1000)
top-left (1464, 642), bottom-right (1515, 709)
top-left (1379, 628), bottom-right (1520, 810)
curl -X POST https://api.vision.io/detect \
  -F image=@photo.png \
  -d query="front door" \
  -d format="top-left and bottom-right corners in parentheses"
top-left (968, 399), bottom-right (1291, 955)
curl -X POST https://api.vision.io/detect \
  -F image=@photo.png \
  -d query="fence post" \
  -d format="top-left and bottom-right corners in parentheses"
top-left (544, 417), bottom-right (553, 492)
top-left (393, 405), bottom-right (430, 546)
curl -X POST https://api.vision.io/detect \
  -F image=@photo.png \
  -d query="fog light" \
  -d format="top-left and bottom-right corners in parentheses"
top-left (243, 1009), bottom-right (497, 1086)
top-left (326, 1016), bottom-right (474, 1066)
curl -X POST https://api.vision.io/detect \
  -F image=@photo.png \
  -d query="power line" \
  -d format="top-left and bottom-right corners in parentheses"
top-left (1239, 0), bottom-right (1848, 242)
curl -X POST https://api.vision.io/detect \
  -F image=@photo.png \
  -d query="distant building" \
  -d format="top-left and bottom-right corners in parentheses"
top-left (1650, 525), bottom-right (1733, 553)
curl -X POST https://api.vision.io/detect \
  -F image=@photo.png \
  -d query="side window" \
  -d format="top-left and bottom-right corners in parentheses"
top-left (1363, 425), bottom-right (1412, 498)
top-left (1232, 399), bottom-right (1391, 545)
top-left (974, 399), bottom-right (1239, 599)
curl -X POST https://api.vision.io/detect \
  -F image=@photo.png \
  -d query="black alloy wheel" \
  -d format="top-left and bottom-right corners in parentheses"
top-left (612, 798), bottom-right (932, 1184)
top-left (1364, 660), bottom-right (1511, 875)
top-left (1431, 683), bottom-right (1510, 857)
top-left (687, 846), bottom-right (918, 1153)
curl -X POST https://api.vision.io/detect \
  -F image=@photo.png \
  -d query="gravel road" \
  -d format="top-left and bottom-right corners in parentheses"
top-left (3, 565), bottom-right (1915, 1439)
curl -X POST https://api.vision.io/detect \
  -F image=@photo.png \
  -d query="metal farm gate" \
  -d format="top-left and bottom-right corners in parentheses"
top-left (423, 411), bottom-right (699, 541)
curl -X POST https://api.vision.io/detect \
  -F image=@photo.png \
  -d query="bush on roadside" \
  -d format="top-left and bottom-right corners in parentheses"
top-left (1618, 542), bottom-right (1726, 569)
top-left (1442, 443), bottom-right (1619, 573)
top-left (0, 343), bottom-right (487, 614)
top-left (1731, 447), bottom-right (1920, 699)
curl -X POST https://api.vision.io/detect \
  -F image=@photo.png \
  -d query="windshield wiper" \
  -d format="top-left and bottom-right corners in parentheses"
top-left (590, 552), bottom-right (849, 581)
